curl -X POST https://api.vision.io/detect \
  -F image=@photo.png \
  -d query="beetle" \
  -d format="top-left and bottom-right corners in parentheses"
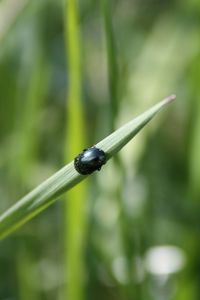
top-left (74, 147), bottom-right (107, 175)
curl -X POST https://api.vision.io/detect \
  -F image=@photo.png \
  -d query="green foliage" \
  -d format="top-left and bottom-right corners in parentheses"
top-left (0, 96), bottom-right (174, 240)
top-left (63, 1), bottom-right (87, 299)
top-left (0, 1), bottom-right (199, 300)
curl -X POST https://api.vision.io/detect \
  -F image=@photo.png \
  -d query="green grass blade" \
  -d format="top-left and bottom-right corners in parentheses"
top-left (63, 0), bottom-right (87, 299)
top-left (0, 95), bottom-right (176, 240)
top-left (101, 0), bottom-right (119, 124)
top-left (96, 95), bottom-right (176, 155)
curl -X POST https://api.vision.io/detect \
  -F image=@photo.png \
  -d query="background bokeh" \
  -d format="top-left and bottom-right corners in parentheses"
top-left (0, 0), bottom-right (200, 299)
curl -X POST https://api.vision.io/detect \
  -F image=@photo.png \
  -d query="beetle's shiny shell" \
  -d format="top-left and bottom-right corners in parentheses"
top-left (74, 147), bottom-right (107, 175)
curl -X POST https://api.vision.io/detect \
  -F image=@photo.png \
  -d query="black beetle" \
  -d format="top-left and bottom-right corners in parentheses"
top-left (74, 147), bottom-right (107, 175)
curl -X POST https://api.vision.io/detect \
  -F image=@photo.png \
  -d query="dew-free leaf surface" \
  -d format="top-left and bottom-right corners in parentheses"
top-left (0, 95), bottom-right (176, 239)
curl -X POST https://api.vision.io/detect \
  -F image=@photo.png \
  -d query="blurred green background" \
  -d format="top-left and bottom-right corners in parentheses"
top-left (0, 0), bottom-right (200, 299)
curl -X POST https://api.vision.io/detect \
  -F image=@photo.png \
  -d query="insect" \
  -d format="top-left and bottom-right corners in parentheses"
top-left (74, 147), bottom-right (107, 175)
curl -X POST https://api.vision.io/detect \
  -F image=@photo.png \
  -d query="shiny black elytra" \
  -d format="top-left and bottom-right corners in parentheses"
top-left (74, 147), bottom-right (107, 175)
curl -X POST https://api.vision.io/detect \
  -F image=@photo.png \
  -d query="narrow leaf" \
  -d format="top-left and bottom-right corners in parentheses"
top-left (0, 95), bottom-right (176, 239)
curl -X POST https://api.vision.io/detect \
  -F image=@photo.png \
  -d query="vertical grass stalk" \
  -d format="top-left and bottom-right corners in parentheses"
top-left (101, 0), bottom-right (119, 129)
top-left (101, 2), bottom-right (141, 298)
top-left (14, 42), bottom-right (47, 300)
top-left (64, 1), bottom-right (87, 300)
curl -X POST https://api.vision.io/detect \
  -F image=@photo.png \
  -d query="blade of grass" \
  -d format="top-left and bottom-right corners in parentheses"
top-left (0, 95), bottom-right (176, 240)
top-left (101, 2), bottom-right (136, 297)
top-left (101, 0), bottom-right (119, 128)
top-left (13, 39), bottom-right (47, 300)
top-left (188, 50), bottom-right (200, 200)
top-left (14, 49), bottom-right (49, 184)
top-left (63, 0), bottom-right (87, 299)
top-left (189, 96), bottom-right (200, 199)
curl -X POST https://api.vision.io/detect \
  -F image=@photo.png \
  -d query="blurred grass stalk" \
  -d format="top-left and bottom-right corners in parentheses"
top-left (0, 5), bottom-right (46, 297)
top-left (13, 39), bottom-right (48, 300)
top-left (101, 2), bottom-right (142, 298)
top-left (101, 0), bottom-right (129, 296)
top-left (14, 50), bottom-right (48, 183)
top-left (189, 95), bottom-right (200, 199)
top-left (101, 0), bottom-right (119, 129)
top-left (64, 1), bottom-right (87, 300)
top-left (188, 49), bottom-right (200, 199)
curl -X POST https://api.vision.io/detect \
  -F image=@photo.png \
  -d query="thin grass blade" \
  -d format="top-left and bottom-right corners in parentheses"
top-left (0, 95), bottom-right (176, 239)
